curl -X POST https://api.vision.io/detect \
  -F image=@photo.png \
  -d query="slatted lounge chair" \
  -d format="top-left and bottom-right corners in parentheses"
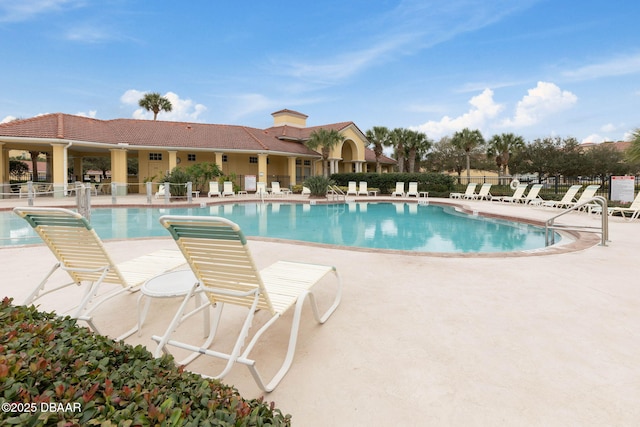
top-left (302, 186), bottom-right (311, 196)
top-left (391, 182), bottom-right (405, 197)
top-left (591, 191), bottom-right (640, 220)
top-left (521, 184), bottom-right (544, 204)
top-left (256, 181), bottom-right (268, 197)
top-left (222, 181), bottom-right (235, 197)
top-left (207, 181), bottom-right (221, 197)
top-left (270, 181), bottom-right (290, 197)
top-left (541, 185), bottom-right (582, 208)
top-left (494, 183), bottom-right (528, 203)
top-left (471, 183), bottom-right (492, 200)
top-left (152, 215), bottom-right (342, 392)
top-left (566, 184), bottom-right (600, 211)
top-left (346, 181), bottom-right (358, 196)
top-left (12, 207), bottom-right (185, 337)
top-left (406, 182), bottom-right (419, 197)
top-left (357, 181), bottom-right (368, 196)
top-left (450, 183), bottom-right (476, 199)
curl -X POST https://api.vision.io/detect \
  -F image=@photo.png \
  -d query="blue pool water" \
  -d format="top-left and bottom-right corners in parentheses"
top-left (0, 202), bottom-right (557, 253)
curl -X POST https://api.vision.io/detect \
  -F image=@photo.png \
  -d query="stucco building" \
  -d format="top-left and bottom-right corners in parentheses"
top-left (0, 109), bottom-right (395, 197)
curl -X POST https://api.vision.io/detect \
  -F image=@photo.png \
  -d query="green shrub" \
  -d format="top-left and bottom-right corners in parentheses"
top-left (303, 176), bottom-right (333, 198)
top-left (330, 172), bottom-right (455, 194)
top-left (0, 298), bottom-right (291, 426)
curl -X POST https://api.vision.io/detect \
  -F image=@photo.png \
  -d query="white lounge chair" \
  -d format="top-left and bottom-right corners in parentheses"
top-left (450, 183), bottom-right (477, 199)
top-left (12, 207), bottom-right (185, 338)
top-left (152, 215), bottom-right (342, 392)
top-left (207, 181), bottom-right (221, 197)
top-left (541, 185), bottom-right (582, 208)
top-left (521, 184), bottom-right (544, 204)
top-left (346, 181), bottom-right (358, 196)
top-left (301, 186), bottom-right (311, 196)
top-left (270, 181), bottom-right (289, 197)
top-left (591, 191), bottom-right (640, 220)
top-left (495, 183), bottom-right (528, 203)
top-left (155, 184), bottom-right (170, 199)
top-left (222, 181), bottom-right (235, 197)
top-left (391, 182), bottom-right (405, 197)
top-left (357, 181), bottom-right (368, 196)
top-left (256, 181), bottom-right (268, 197)
top-left (471, 183), bottom-right (492, 200)
top-left (566, 185), bottom-right (600, 210)
top-left (406, 182), bottom-right (419, 197)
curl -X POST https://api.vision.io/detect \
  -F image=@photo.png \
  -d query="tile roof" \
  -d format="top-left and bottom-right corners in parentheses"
top-left (0, 113), bottom-right (395, 163)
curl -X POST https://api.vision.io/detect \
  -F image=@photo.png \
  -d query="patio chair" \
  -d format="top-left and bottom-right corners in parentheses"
top-left (591, 191), bottom-right (640, 220)
top-left (256, 181), bottom-right (268, 197)
top-left (302, 186), bottom-right (311, 196)
top-left (271, 181), bottom-right (289, 197)
top-left (406, 182), bottom-right (419, 197)
top-left (155, 184), bottom-right (170, 199)
top-left (357, 181), bottom-right (368, 196)
top-left (471, 183), bottom-right (492, 200)
top-left (494, 183), bottom-right (528, 203)
top-left (346, 181), bottom-right (358, 196)
top-left (450, 183), bottom-right (477, 199)
top-left (152, 215), bottom-right (342, 392)
top-left (222, 181), bottom-right (235, 197)
top-left (521, 184), bottom-right (544, 204)
top-left (12, 207), bottom-right (185, 338)
top-left (207, 181), bottom-right (221, 197)
top-left (566, 185), bottom-right (600, 211)
top-left (391, 182), bottom-right (405, 197)
top-left (541, 185), bottom-right (582, 208)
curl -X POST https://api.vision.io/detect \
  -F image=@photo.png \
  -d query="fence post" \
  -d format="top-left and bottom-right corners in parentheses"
top-left (187, 182), bottom-right (192, 203)
top-left (75, 183), bottom-right (91, 221)
top-left (27, 181), bottom-right (35, 206)
top-left (111, 183), bottom-right (117, 204)
top-left (164, 181), bottom-right (170, 204)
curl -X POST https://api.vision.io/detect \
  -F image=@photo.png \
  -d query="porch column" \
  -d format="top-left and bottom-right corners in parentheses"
top-left (354, 161), bottom-right (363, 173)
top-left (287, 156), bottom-right (297, 186)
top-left (110, 149), bottom-right (128, 196)
top-left (214, 152), bottom-right (224, 169)
top-left (51, 144), bottom-right (66, 198)
top-left (73, 156), bottom-right (83, 182)
top-left (0, 143), bottom-right (6, 198)
top-left (258, 153), bottom-right (268, 183)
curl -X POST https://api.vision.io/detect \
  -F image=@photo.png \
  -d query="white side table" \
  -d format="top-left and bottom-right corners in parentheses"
top-left (137, 270), bottom-right (209, 336)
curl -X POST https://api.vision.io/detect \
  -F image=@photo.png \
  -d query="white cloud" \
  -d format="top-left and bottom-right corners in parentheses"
top-left (501, 82), bottom-right (577, 127)
top-left (563, 53), bottom-right (640, 81)
top-left (1, 115), bottom-right (17, 124)
top-left (121, 90), bottom-right (207, 122)
top-left (76, 110), bottom-right (97, 118)
top-left (411, 88), bottom-right (503, 139)
top-left (581, 134), bottom-right (612, 144)
top-left (600, 123), bottom-right (616, 133)
top-left (0, 0), bottom-right (84, 23)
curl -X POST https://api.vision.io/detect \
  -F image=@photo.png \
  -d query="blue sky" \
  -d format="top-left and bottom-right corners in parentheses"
top-left (1, 0), bottom-right (639, 144)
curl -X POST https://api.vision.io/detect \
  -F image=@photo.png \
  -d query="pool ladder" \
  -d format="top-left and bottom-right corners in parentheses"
top-left (544, 196), bottom-right (609, 247)
top-left (328, 185), bottom-right (346, 202)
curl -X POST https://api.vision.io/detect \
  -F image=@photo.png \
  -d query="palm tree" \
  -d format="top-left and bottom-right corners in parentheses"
top-left (625, 128), bottom-right (640, 163)
top-left (305, 128), bottom-right (345, 177)
top-left (404, 130), bottom-right (431, 173)
top-left (487, 133), bottom-right (525, 182)
top-left (451, 128), bottom-right (485, 181)
top-left (138, 92), bottom-right (173, 120)
top-left (365, 126), bottom-right (390, 173)
top-left (389, 128), bottom-right (410, 173)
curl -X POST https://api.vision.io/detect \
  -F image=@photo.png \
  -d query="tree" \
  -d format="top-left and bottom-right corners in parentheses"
top-left (424, 136), bottom-right (465, 175)
top-left (487, 133), bottom-right (525, 183)
top-left (365, 126), bottom-right (390, 173)
top-left (404, 129), bottom-right (431, 173)
top-left (583, 143), bottom-right (629, 180)
top-left (389, 128), bottom-right (410, 173)
top-left (514, 137), bottom-right (562, 181)
top-left (9, 159), bottom-right (29, 180)
top-left (625, 128), bottom-right (640, 163)
top-left (138, 92), bottom-right (173, 120)
top-left (451, 128), bottom-right (485, 181)
top-left (305, 128), bottom-right (345, 177)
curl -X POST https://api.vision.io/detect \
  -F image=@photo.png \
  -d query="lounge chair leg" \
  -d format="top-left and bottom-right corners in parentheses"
top-left (23, 262), bottom-right (62, 305)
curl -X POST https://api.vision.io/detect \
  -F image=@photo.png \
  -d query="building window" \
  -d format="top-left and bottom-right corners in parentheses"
top-left (149, 153), bottom-right (162, 161)
top-left (222, 155), bottom-right (228, 162)
top-left (249, 156), bottom-right (258, 164)
top-left (187, 154), bottom-right (196, 162)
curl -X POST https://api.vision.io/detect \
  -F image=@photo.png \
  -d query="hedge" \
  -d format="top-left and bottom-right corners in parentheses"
top-left (330, 172), bottom-right (455, 195)
top-left (0, 298), bottom-right (291, 426)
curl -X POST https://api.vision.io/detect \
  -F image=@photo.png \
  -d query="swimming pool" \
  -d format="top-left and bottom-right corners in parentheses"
top-left (0, 202), bottom-right (559, 253)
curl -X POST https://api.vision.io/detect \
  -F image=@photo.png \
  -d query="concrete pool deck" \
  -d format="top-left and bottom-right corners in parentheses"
top-left (0, 195), bottom-right (638, 425)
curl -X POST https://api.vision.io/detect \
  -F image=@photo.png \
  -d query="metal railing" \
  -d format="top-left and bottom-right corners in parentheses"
top-left (545, 196), bottom-right (609, 247)
top-left (327, 185), bottom-right (346, 202)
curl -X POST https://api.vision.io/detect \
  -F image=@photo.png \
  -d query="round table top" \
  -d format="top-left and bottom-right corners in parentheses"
top-left (141, 269), bottom-right (198, 298)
